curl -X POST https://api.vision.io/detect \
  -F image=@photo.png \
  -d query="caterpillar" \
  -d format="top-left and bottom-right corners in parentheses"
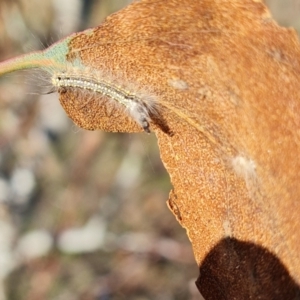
top-left (51, 71), bottom-right (158, 133)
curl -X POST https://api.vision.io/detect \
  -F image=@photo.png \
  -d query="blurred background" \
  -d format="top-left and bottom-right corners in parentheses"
top-left (0, 0), bottom-right (299, 299)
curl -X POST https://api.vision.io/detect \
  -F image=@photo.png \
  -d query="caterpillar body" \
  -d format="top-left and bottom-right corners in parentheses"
top-left (52, 71), bottom-right (158, 133)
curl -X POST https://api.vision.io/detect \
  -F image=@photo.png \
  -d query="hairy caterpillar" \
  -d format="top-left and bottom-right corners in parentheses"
top-left (51, 70), bottom-right (158, 133)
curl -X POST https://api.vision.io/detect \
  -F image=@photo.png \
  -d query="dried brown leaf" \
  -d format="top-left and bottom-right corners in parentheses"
top-left (1, 0), bottom-right (300, 298)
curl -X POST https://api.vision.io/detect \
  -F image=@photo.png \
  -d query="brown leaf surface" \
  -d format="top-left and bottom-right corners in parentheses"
top-left (58, 0), bottom-right (300, 298)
